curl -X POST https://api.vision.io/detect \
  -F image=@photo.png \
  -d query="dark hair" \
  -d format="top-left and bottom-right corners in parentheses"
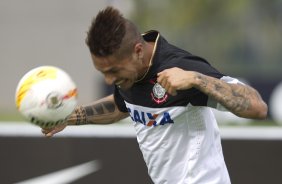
top-left (86, 6), bottom-right (142, 58)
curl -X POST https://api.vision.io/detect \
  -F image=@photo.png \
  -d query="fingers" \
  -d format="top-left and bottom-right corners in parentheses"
top-left (167, 86), bottom-right (178, 96)
top-left (157, 70), bottom-right (177, 96)
top-left (157, 70), bottom-right (168, 87)
top-left (41, 128), bottom-right (55, 137)
top-left (157, 68), bottom-right (194, 96)
top-left (41, 123), bottom-right (67, 138)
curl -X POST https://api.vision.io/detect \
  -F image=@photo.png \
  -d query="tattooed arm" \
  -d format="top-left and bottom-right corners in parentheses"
top-left (157, 67), bottom-right (268, 119)
top-left (42, 95), bottom-right (129, 137)
top-left (67, 95), bottom-right (129, 125)
top-left (193, 74), bottom-right (267, 119)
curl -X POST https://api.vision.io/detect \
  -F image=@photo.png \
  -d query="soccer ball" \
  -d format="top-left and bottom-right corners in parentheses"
top-left (15, 66), bottom-right (78, 128)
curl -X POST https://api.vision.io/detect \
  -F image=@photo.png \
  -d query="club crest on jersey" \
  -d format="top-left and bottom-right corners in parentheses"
top-left (151, 83), bottom-right (168, 104)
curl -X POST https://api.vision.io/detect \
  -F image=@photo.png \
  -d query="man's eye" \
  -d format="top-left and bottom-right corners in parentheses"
top-left (110, 69), bottom-right (118, 73)
top-left (104, 69), bottom-right (118, 75)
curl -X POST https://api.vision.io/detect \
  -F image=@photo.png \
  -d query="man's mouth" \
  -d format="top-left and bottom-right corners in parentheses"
top-left (115, 80), bottom-right (125, 86)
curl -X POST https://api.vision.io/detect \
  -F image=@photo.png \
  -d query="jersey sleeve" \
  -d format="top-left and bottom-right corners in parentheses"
top-left (175, 55), bottom-right (224, 79)
top-left (113, 86), bottom-right (128, 112)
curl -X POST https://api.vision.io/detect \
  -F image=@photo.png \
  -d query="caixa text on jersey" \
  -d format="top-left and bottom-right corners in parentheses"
top-left (127, 108), bottom-right (174, 126)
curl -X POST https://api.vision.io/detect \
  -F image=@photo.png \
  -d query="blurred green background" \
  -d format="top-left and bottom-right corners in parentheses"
top-left (130, 0), bottom-right (282, 126)
top-left (132, 0), bottom-right (281, 79)
top-left (0, 0), bottom-right (281, 126)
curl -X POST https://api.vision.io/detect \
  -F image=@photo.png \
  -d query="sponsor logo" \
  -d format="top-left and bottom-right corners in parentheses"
top-left (46, 91), bottom-right (63, 109)
top-left (127, 108), bottom-right (174, 126)
top-left (45, 89), bottom-right (77, 109)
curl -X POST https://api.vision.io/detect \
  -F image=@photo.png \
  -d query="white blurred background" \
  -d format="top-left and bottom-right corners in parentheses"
top-left (1, 0), bottom-right (281, 124)
top-left (0, 0), bottom-right (133, 116)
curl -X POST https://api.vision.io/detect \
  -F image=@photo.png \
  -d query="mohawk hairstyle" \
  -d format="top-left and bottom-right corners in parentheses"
top-left (86, 6), bottom-right (126, 57)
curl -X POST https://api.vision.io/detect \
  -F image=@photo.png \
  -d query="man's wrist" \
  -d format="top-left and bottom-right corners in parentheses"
top-left (66, 105), bottom-right (88, 125)
top-left (192, 72), bottom-right (206, 89)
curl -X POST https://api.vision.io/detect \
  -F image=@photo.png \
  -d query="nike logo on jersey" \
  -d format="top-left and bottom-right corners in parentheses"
top-left (127, 108), bottom-right (174, 126)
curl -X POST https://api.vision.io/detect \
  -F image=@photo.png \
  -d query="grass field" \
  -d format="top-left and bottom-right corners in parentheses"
top-left (0, 112), bottom-right (25, 122)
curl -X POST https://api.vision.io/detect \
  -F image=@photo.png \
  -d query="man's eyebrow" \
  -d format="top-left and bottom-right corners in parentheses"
top-left (102, 67), bottom-right (118, 73)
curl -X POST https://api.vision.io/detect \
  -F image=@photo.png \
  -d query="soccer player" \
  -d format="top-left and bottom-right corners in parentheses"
top-left (42, 6), bottom-right (267, 183)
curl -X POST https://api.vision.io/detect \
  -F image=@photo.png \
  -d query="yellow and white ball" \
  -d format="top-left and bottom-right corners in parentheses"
top-left (15, 66), bottom-right (78, 128)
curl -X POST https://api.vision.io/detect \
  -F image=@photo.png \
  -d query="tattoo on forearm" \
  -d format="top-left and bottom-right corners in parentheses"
top-left (84, 101), bottom-right (115, 116)
top-left (198, 74), bottom-right (208, 89)
top-left (214, 83), bottom-right (223, 91)
top-left (74, 101), bottom-right (116, 125)
top-left (224, 83), bottom-right (251, 113)
top-left (196, 74), bottom-right (253, 114)
top-left (67, 106), bottom-right (87, 125)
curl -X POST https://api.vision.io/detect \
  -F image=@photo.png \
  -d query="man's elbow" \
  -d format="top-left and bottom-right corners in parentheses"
top-left (253, 102), bottom-right (268, 120)
top-left (237, 102), bottom-right (268, 120)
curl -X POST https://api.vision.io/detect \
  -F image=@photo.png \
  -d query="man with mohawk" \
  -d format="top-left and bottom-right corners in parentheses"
top-left (42, 6), bottom-right (267, 184)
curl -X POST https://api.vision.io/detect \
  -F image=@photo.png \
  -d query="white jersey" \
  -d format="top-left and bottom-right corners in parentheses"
top-left (126, 101), bottom-right (230, 184)
top-left (114, 30), bottom-right (233, 184)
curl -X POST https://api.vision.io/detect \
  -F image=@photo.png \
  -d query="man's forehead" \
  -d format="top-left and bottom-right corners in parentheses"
top-left (92, 55), bottom-right (109, 64)
top-left (92, 55), bottom-right (118, 71)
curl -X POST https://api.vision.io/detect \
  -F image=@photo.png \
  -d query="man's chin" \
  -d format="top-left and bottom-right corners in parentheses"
top-left (118, 82), bottom-right (133, 90)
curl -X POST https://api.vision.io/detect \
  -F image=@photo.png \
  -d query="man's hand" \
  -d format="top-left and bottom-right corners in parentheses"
top-left (41, 95), bottom-right (130, 137)
top-left (41, 123), bottom-right (67, 137)
top-left (157, 67), bottom-right (196, 96)
top-left (40, 107), bottom-right (80, 137)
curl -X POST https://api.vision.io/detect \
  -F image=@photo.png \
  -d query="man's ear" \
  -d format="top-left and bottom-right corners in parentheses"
top-left (134, 43), bottom-right (144, 60)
